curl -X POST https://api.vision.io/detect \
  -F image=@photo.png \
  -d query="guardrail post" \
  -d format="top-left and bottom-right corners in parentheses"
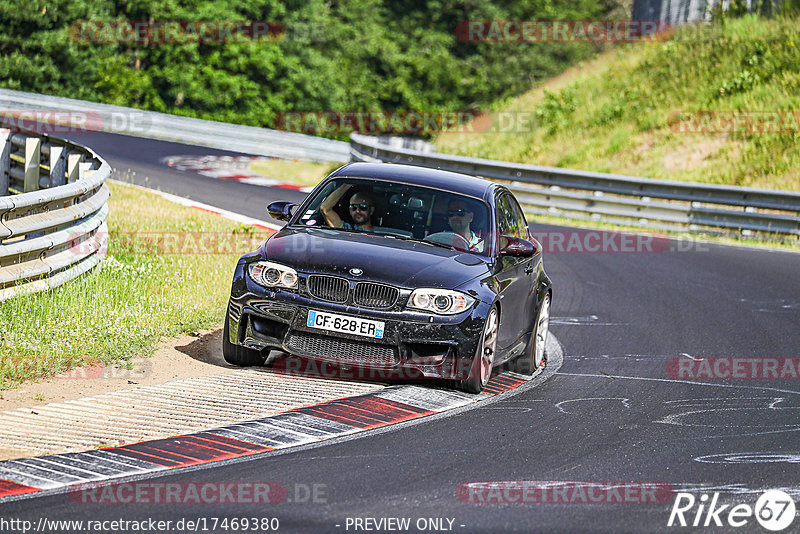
top-left (79, 161), bottom-right (91, 180)
top-left (49, 144), bottom-right (66, 187)
top-left (67, 152), bottom-right (82, 183)
top-left (0, 129), bottom-right (9, 196)
top-left (23, 136), bottom-right (41, 192)
top-left (0, 128), bottom-right (112, 301)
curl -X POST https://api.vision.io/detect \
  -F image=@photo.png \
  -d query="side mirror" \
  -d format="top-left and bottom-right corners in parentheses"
top-left (267, 201), bottom-right (297, 222)
top-left (498, 235), bottom-right (539, 257)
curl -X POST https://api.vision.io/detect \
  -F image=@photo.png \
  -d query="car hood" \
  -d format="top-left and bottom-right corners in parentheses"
top-left (262, 227), bottom-right (491, 289)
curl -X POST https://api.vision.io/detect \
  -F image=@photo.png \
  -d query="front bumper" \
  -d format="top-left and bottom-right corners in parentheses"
top-left (227, 264), bottom-right (488, 380)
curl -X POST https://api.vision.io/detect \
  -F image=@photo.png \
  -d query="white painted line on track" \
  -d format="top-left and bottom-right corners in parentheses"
top-left (108, 179), bottom-right (283, 231)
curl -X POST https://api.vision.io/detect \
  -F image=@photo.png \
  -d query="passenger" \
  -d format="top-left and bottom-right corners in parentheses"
top-left (447, 199), bottom-right (484, 252)
top-left (321, 184), bottom-right (376, 231)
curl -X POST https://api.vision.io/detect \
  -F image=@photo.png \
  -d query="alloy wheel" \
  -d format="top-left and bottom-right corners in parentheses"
top-left (533, 294), bottom-right (550, 369)
top-left (479, 307), bottom-right (499, 386)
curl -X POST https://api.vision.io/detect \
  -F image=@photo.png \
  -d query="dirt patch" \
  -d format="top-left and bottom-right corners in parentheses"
top-left (628, 133), bottom-right (657, 162)
top-left (0, 327), bottom-right (232, 413)
top-left (661, 135), bottom-right (730, 173)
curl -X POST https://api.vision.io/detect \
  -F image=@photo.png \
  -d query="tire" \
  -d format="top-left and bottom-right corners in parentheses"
top-left (222, 312), bottom-right (265, 366)
top-left (510, 293), bottom-right (550, 375)
top-left (456, 306), bottom-right (499, 394)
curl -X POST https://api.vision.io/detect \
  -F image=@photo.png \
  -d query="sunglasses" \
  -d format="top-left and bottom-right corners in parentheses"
top-left (447, 209), bottom-right (468, 217)
top-left (349, 203), bottom-right (372, 211)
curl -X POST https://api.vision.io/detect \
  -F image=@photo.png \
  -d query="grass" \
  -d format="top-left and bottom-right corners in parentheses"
top-left (435, 15), bottom-right (800, 191)
top-left (249, 158), bottom-right (340, 187)
top-left (0, 182), bottom-right (272, 390)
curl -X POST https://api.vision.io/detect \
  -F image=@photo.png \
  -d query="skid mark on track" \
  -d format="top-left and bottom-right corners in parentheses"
top-left (694, 452), bottom-right (800, 465)
top-left (738, 298), bottom-right (800, 313)
top-left (554, 397), bottom-right (631, 414)
top-left (657, 397), bottom-right (800, 429)
top-left (557, 371), bottom-right (800, 396)
top-left (551, 315), bottom-right (628, 326)
top-left (549, 373), bottom-right (800, 447)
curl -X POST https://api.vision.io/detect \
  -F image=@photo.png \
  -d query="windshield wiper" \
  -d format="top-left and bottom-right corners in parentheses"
top-left (373, 232), bottom-right (454, 250)
top-left (373, 231), bottom-right (415, 241)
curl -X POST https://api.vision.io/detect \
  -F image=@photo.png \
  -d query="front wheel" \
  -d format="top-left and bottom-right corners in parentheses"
top-left (222, 312), bottom-right (266, 366)
top-left (456, 306), bottom-right (499, 394)
top-left (510, 293), bottom-right (550, 375)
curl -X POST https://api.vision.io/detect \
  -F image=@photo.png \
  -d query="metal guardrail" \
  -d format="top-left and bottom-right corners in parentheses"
top-left (0, 128), bottom-right (110, 301)
top-left (0, 88), bottom-right (350, 163)
top-left (350, 133), bottom-right (800, 238)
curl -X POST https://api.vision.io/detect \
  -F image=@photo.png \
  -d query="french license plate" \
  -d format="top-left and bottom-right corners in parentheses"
top-left (306, 310), bottom-right (385, 339)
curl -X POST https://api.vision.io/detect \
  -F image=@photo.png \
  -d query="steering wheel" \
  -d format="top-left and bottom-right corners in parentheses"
top-left (423, 231), bottom-right (471, 251)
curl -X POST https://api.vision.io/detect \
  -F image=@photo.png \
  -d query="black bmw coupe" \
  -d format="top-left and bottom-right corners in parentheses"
top-left (224, 162), bottom-right (552, 393)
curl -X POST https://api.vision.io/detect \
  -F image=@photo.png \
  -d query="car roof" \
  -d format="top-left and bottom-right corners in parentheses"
top-left (329, 162), bottom-right (497, 200)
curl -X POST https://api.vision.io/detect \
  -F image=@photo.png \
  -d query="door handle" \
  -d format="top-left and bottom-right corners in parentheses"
top-left (525, 264), bottom-right (534, 275)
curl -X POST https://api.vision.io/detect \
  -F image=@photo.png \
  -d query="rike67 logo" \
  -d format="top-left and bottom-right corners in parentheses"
top-left (668, 490), bottom-right (796, 531)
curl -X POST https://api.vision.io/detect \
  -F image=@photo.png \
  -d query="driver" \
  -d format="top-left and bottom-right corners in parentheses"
top-left (321, 184), bottom-right (376, 231)
top-left (447, 199), bottom-right (484, 252)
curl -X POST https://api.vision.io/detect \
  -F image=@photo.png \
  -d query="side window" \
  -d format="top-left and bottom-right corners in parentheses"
top-left (496, 194), bottom-right (519, 238)
top-left (509, 195), bottom-right (529, 239)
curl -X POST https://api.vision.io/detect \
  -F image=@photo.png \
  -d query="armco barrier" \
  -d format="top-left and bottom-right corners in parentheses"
top-left (350, 133), bottom-right (800, 238)
top-left (0, 128), bottom-right (110, 301)
top-left (0, 88), bottom-right (350, 163)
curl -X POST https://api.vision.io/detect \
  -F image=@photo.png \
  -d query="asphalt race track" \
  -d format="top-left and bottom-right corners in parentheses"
top-left (65, 131), bottom-right (309, 215)
top-left (3, 131), bottom-right (800, 533)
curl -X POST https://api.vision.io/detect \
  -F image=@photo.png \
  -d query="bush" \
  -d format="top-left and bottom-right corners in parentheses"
top-left (0, 0), bottom-right (615, 138)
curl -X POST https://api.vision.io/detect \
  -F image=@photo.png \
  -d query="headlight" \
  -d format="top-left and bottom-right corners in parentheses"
top-left (407, 288), bottom-right (475, 315)
top-left (248, 261), bottom-right (298, 289)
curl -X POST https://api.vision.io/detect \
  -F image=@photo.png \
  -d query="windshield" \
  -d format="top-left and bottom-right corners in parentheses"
top-left (294, 177), bottom-right (493, 255)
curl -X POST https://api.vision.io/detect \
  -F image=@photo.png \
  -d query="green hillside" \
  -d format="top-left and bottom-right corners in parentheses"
top-left (0, 0), bottom-right (617, 137)
top-left (436, 14), bottom-right (800, 191)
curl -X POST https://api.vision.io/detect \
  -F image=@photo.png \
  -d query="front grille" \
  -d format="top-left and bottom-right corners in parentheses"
top-left (307, 275), bottom-right (349, 303)
top-left (286, 332), bottom-right (397, 367)
top-left (354, 282), bottom-right (399, 309)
